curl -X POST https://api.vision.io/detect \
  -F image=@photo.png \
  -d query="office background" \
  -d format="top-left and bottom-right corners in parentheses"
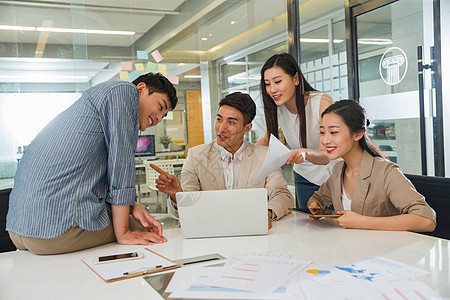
top-left (1, 0), bottom-right (450, 187)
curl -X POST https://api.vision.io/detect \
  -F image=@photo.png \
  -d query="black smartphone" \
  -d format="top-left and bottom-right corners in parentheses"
top-left (289, 207), bottom-right (340, 218)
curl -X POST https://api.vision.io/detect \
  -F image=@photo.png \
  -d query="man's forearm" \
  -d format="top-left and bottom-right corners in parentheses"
top-left (111, 204), bottom-right (131, 238)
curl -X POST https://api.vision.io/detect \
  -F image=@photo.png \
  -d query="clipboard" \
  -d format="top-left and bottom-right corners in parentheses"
top-left (82, 248), bottom-right (180, 283)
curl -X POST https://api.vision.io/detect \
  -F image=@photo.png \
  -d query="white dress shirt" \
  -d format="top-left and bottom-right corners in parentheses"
top-left (218, 143), bottom-right (244, 190)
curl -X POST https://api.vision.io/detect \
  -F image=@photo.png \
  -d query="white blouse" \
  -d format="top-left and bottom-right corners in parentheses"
top-left (277, 91), bottom-right (334, 185)
top-left (341, 181), bottom-right (352, 210)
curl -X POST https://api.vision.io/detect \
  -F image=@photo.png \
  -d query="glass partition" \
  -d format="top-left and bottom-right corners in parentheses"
top-left (0, 1), bottom-right (288, 177)
top-left (356, 0), bottom-right (434, 175)
top-left (299, 14), bottom-right (348, 102)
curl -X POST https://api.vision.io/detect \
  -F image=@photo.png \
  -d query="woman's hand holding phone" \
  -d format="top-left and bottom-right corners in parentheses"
top-left (306, 201), bottom-right (341, 219)
top-left (308, 200), bottom-right (321, 214)
top-left (290, 201), bottom-right (339, 219)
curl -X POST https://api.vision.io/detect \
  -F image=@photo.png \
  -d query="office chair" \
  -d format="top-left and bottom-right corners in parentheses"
top-left (0, 188), bottom-right (16, 252)
top-left (145, 161), bottom-right (175, 213)
top-left (145, 162), bottom-right (174, 190)
top-left (406, 174), bottom-right (450, 240)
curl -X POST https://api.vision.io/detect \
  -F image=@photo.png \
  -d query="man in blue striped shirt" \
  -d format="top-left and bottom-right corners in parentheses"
top-left (6, 73), bottom-right (178, 254)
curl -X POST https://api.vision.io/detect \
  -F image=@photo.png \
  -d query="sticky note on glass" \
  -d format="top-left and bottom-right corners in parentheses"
top-left (135, 63), bottom-right (145, 71)
top-left (119, 71), bottom-right (129, 79)
top-left (158, 64), bottom-right (167, 76)
top-left (151, 50), bottom-right (163, 63)
top-left (129, 72), bottom-right (140, 82)
top-left (146, 62), bottom-right (156, 73)
top-left (136, 50), bottom-right (148, 60)
top-left (168, 75), bottom-right (179, 85)
top-left (121, 62), bottom-right (133, 71)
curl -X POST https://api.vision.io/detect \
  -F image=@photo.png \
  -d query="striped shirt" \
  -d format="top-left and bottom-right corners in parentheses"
top-left (6, 81), bottom-right (139, 239)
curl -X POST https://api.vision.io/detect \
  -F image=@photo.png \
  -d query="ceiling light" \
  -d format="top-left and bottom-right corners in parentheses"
top-left (201, 37), bottom-right (208, 41)
top-left (358, 38), bottom-right (392, 45)
top-left (0, 75), bottom-right (89, 80)
top-left (101, 56), bottom-right (134, 59)
top-left (230, 21), bottom-right (238, 25)
top-left (0, 25), bottom-right (35, 31)
top-left (0, 24), bottom-right (135, 35)
top-left (227, 62), bottom-right (246, 65)
top-left (184, 75), bottom-right (202, 79)
top-left (300, 38), bottom-right (344, 43)
top-left (249, 75), bottom-right (261, 80)
top-left (36, 27), bottom-right (135, 35)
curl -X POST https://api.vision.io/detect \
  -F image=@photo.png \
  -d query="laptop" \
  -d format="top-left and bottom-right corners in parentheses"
top-left (176, 188), bottom-right (268, 238)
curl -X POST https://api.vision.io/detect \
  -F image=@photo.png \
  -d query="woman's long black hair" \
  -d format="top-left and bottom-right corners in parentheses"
top-left (260, 53), bottom-right (315, 147)
top-left (321, 100), bottom-right (388, 159)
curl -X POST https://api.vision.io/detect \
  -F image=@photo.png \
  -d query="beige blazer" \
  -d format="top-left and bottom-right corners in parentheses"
top-left (172, 140), bottom-right (294, 220)
top-left (310, 150), bottom-right (436, 223)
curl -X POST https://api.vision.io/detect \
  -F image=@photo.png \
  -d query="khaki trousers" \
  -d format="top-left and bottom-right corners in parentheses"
top-left (9, 214), bottom-right (146, 255)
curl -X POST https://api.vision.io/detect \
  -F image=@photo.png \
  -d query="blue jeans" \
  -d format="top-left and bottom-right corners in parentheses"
top-left (294, 171), bottom-right (320, 209)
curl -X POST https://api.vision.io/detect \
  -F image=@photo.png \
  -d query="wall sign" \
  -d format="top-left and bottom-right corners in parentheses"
top-left (379, 47), bottom-right (408, 86)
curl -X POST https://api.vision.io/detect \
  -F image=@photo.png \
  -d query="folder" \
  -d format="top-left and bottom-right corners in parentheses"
top-left (82, 248), bottom-right (180, 283)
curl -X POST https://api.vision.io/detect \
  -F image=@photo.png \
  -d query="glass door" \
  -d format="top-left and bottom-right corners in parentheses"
top-left (346, 0), bottom-right (443, 176)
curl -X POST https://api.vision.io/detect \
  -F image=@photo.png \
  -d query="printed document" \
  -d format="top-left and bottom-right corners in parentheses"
top-left (250, 134), bottom-right (292, 186)
top-left (167, 253), bottom-right (311, 299)
top-left (198, 254), bottom-right (310, 294)
top-left (301, 281), bottom-right (442, 300)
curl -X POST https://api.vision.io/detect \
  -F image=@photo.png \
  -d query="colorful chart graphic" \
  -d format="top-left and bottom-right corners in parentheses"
top-left (335, 265), bottom-right (377, 281)
top-left (306, 269), bottom-right (331, 274)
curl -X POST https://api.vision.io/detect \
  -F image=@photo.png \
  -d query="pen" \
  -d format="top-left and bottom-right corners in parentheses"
top-left (183, 257), bottom-right (220, 265)
top-left (123, 265), bottom-right (163, 278)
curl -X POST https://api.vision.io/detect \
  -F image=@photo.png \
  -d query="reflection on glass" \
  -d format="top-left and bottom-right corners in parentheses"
top-left (247, 43), bottom-right (287, 84)
top-left (249, 85), bottom-right (266, 144)
top-left (221, 58), bottom-right (247, 89)
top-left (357, 2), bottom-right (423, 98)
top-left (301, 25), bottom-right (329, 62)
top-left (356, 0), bottom-right (432, 175)
top-left (300, 20), bottom-right (348, 101)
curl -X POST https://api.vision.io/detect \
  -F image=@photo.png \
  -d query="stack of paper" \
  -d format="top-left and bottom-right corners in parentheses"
top-left (166, 253), bottom-right (311, 299)
top-left (294, 256), bottom-right (442, 300)
top-left (162, 255), bottom-right (443, 299)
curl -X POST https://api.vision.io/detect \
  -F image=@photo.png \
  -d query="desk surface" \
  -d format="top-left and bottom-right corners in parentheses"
top-left (1, 214), bottom-right (449, 299)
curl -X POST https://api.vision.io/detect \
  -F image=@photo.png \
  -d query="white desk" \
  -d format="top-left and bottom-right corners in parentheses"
top-left (1, 213), bottom-right (449, 299)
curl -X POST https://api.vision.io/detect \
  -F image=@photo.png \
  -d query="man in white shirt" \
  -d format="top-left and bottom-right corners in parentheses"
top-left (151, 92), bottom-right (293, 228)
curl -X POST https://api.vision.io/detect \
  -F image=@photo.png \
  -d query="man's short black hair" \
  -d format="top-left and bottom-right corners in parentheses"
top-left (132, 73), bottom-right (178, 110)
top-left (218, 92), bottom-right (256, 125)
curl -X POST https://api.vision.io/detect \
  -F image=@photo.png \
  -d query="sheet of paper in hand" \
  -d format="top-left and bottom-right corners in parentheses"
top-left (250, 134), bottom-right (292, 186)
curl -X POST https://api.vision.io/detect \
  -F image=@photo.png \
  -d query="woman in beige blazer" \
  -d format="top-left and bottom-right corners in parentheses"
top-left (307, 100), bottom-right (436, 232)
